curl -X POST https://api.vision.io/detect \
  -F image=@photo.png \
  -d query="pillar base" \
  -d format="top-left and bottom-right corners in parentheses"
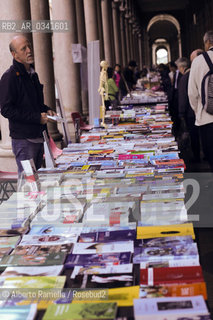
top-left (0, 145), bottom-right (17, 172)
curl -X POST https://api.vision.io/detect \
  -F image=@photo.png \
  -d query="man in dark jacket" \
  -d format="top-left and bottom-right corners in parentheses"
top-left (119, 60), bottom-right (137, 98)
top-left (0, 35), bottom-right (55, 175)
top-left (178, 51), bottom-right (203, 162)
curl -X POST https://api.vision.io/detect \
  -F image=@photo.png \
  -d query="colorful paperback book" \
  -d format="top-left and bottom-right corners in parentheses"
top-left (140, 266), bottom-right (204, 285)
top-left (1, 265), bottom-right (64, 277)
top-left (140, 259), bottom-right (200, 269)
top-left (137, 223), bottom-right (195, 240)
top-left (133, 239), bottom-right (198, 264)
top-left (135, 314), bottom-right (212, 320)
top-left (78, 229), bottom-right (136, 243)
top-left (140, 210), bottom-right (188, 226)
top-left (0, 227), bottom-right (28, 237)
top-left (65, 252), bottom-right (132, 268)
top-left (139, 282), bottom-right (207, 300)
top-left (2, 276), bottom-right (66, 289)
top-left (72, 286), bottom-right (140, 307)
top-left (18, 234), bottom-right (79, 246)
top-left (43, 302), bottom-right (117, 320)
top-left (70, 273), bottom-right (134, 289)
top-left (0, 305), bottom-right (37, 320)
top-left (0, 252), bottom-right (66, 267)
top-left (133, 296), bottom-right (208, 319)
top-left (72, 241), bottom-right (134, 254)
top-left (12, 243), bottom-right (73, 255)
top-left (28, 225), bottom-right (82, 235)
top-left (71, 264), bottom-right (133, 279)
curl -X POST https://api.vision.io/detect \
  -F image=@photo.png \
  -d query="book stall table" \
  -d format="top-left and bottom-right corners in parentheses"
top-left (0, 104), bottom-right (211, 320)
top-left (120, 89), bottom-right (168, 106)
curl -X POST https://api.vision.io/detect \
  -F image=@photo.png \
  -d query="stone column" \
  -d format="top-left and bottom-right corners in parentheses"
top-left (101, 0), bottom-right (113, 66)
top-left (75, 0), bottom-right (88, 115)
top-left (96, 0), bottom-right (104, 60)
top-left (112, 2), bottom-right (122, 65)
top-left (120, 11), bottom-right (127, 67)
top-left (129, 23), bottom-right (134, 60)
top-left (138, 33), bottom-right (143, 70)
top-left (124, 17), bottom-right (130, 63)
top-left (0, 0), bottom-right (31, 172)
top-left (83, 0), bottom-right (99, 43)
top-left (52, 0), bottom-right (81, 134)
top-left (75, 0), bottom-right (86, 47)
top-left (30, 0), bottom-right (62, 142)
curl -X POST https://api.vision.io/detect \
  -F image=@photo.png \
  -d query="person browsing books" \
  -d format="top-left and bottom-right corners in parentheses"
top-left (0, 35), bottom-right (56, 175)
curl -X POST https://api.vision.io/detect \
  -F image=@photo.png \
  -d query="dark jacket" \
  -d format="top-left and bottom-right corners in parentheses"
top-left (0, 59), bottom-right (50, 139)
top-left (119, 67), bottom-right (136, 97)
top-left (178, 69), bottom-right (195, 120)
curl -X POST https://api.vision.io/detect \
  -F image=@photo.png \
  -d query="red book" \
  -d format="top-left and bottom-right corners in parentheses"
top-left (140, 266), bottom-right (204, 285)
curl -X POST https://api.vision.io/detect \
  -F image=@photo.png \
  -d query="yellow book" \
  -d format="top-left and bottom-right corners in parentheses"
top-left (137, 223), bottom-right (195, 240)
top-left (72, 286), bottom-right (140, 307)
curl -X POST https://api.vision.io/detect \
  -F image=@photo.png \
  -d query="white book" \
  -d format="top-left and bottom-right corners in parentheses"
top-left (1, 265), bottom-right (64, 277)
top-left (134, 296), bottom-right (208, 320)
top-left (19, 234), bottom-right (78, 246)
top-left (72, 241), bottom-right (134, 255)
top-left (71, 264), bottom-right (133, 279)
top-left (140, 258), bottom-right (200, 269)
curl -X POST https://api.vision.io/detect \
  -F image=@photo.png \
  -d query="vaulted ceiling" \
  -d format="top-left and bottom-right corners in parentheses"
top-left (135, 0), bottom-right (189, 13)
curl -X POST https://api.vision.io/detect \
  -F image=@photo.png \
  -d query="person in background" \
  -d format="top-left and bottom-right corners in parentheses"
top-left (119, 60), bottom-right (137, 98)
top-left (0, 35), bottom-right (55, 175)
top-left (113, 64), bottom-right (121, 88)
top-left (188, 30), bottom-right (213, 172)
top-left (105, 67), bottom-right (119, 110)
top-left (168, 61), bottom-right (177, 85)
top-left (178, 54), bottom-right (203, 162)
top-left (170, 58), bottom-right (183, 137)
top-left (157, 63), bottom-right (172, 98)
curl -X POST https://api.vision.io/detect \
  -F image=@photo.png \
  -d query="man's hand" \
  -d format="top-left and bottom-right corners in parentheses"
top-left (40, 112), bottom-right (48, 124)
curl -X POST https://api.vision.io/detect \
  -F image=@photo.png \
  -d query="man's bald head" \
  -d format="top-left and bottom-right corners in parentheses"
top-left (190, 49), bottom-right (204, 62)
top-left (9, 35), bottom-right (34, 70)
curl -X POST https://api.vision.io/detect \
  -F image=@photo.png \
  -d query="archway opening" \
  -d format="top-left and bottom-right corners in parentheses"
top-left (156, 48), bottom-right (168, 64)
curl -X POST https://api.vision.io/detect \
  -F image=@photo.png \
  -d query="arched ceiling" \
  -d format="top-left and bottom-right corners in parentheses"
top-left (148, 20), bottom-right (178, 43)
top-left (135, 0), bottom-right (189, 13)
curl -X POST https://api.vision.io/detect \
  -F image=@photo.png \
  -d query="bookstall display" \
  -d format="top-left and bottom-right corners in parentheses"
top-left (0, 103), bottom-right (211, 320)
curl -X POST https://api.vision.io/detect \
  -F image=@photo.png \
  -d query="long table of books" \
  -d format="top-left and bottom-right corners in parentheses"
top-left (0, 104), bottom-right (211, 320)
top-left (120, 89), bottom-right (168, 105)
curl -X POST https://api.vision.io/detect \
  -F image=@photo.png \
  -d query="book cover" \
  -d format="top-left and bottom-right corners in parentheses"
top-left (133, 296), bottom-right (208, 319)
top-left (0, 252), bottom-right (66, 267)
top-left (72, 286), bottom-right (140, 307)
top-left (43, 302), bottom-right (117, 320)
top-left (133, 243), bottom-right (198, 264)
top-left (1, 265), bottom-right (64, 277)
top-left (137, 223), bottom-right (195, 240)
top-left (72, 241), bottom-right (134, 254)
top-left (140, 266), bottom-right (204, 285)
top-left (65, 252), bottom-right (132, 268)
top-left (70, 273), bottom-right (134, 289)
top-left (140, 259), bottom-right (200, 269)
top-left (12, 243), bottom-right (73, 255)
top-left (140, 282), bottom-right (207, 300)
top-left (78, 229), bottom-right (136, 243)
top-left (2, 276), bottom-right (66, 289)
top-left (71, 264), bottom-right (133, 279)
top-left (0, 305), bottom-right (37, 320)
top-left (19, 234), bottom-right (79, 246)
top-left (28, 225), bottom-right (82, 236)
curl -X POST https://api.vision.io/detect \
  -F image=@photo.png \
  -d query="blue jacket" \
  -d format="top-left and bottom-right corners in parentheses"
top-left (0, 59), bottom-right (50, 139)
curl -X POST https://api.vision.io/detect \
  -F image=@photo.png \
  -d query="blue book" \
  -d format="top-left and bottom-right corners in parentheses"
top-left (65, 252), bottom-right (132, 268)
